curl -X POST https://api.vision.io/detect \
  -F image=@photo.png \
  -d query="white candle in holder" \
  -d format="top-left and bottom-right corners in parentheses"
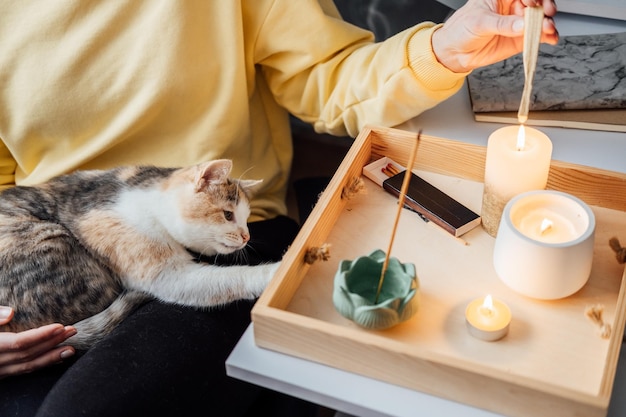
top-left (493, 190), bottom-right (596, 300)
top-left (481, 125), bottom-right (552, 237)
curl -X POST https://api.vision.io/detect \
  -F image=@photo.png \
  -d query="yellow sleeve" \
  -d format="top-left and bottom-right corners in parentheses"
top-left (255, 0), bottom-right (468, 137)
top-left (0, 140), bottom-right (16, 189)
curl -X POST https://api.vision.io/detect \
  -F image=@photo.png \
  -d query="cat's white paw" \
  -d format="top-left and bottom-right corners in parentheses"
top-left (256, 261), bottom-right (281, 294)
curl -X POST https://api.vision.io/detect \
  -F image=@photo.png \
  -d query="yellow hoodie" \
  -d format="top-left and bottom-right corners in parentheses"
top-left (0, 0), bottom-right (466, 221)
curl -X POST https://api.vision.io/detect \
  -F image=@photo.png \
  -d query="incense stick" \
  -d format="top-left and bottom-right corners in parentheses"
top-left (517, 6), bottom-right (544, 124)
top-left (374, 130), bottom-right (421, 304)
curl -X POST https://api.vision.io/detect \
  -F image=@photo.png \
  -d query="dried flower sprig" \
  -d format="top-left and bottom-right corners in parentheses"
top-left (585, 304), bottom-right (612, 339)
top-left (609, 237), bottom-right (626, 264)
top-left (304, 243), bottom-right (331, 264)
top-left (341, 177), bottom-right (365, 200)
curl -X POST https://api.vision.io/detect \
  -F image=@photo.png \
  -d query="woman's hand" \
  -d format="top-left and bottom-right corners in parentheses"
top-left (432, 0), bottom-right (559, 73)
top-left (0, 306), bottom-right (76, 379)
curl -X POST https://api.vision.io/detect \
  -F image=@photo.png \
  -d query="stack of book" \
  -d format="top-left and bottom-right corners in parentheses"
top-left (467, 31), bottom-right (626, 132)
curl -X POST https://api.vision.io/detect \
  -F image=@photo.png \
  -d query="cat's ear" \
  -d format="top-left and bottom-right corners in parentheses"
top-left (238, 178), bottom-right (263, 196)
top-left (194, 159), bottom-right (232, 191)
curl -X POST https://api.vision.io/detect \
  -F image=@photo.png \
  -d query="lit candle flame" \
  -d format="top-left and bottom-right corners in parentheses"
top-left (480, 294), bottom-right (494, 317)
top-left (516, 125), bottom-right (526, 151)
top-left (540, 218), bottom-right (553, 235)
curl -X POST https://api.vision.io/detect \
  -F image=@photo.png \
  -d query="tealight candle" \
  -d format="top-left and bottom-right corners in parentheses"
top-left (465, 295), bottom-right (511, 341)
top-left (493, 190), bottom-right (596, 300)
top-left (481, 125), bottom-right (552, 237)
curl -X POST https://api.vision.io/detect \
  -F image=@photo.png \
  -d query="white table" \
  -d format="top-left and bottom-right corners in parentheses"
top-left (226, 12), bottom-right (626, 417)
top-left (228, 324), bottom-right (626, 417)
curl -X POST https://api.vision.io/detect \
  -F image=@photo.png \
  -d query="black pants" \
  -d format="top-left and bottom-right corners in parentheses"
top-left (0, 215), bottom-right (317, 417)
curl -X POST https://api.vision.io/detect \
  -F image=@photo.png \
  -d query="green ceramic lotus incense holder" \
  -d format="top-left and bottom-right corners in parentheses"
top-left (333, 249), bottom-right (419, 330)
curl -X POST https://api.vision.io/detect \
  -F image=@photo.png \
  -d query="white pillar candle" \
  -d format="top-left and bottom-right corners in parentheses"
top-left (493, 190), bottom-right (596, 300)
top-left (481, 125), bottom-right (552, 237)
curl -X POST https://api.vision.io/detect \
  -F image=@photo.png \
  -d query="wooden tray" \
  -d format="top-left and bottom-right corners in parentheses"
top-left (252, 125), bottom-right (626, 417)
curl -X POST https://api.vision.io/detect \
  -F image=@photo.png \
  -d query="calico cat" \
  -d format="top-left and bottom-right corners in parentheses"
top-left (0, 159), bottom-right (280, 349)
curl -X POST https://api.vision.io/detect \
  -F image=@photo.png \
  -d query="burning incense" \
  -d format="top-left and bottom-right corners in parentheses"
top-left (375, 130), bottom-right (421, 303)
top-left (518, 6), bottom-right (544, 124)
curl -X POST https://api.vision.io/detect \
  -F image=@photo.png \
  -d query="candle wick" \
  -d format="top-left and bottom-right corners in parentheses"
top-left (516, 124), bottom-right (526, 151)
top-left (540, 218), bottom-right (553, 235)
top-left (480, 306), bottom-right (494, 317)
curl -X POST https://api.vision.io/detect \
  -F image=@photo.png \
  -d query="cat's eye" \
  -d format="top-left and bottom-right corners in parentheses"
top-left (223, 210), bottom-right (234, 221)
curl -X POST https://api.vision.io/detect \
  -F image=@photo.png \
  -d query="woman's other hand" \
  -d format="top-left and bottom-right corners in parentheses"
top-left (0, 306), bottom-right (76, 379)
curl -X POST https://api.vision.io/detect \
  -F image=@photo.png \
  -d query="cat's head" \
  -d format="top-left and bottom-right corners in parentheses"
top-left (166, 159), bottom-right (262, 256)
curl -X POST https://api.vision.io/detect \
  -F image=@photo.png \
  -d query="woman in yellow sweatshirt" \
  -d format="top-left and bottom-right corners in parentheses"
top-left (0, 0), bottom-right (557, 415)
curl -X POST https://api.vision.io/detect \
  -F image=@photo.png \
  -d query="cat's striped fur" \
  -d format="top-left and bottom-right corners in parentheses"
top-left (0, 159), bottom-right (278, 349)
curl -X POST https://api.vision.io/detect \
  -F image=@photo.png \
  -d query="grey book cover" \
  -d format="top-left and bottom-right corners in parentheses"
top-left (467, 32), bottom-right (626, 113)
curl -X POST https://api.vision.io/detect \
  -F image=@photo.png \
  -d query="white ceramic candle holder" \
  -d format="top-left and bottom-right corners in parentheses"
top-left (493, 190), bottom-right (595, 300)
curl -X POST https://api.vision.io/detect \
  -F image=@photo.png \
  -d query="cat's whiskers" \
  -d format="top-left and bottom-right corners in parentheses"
top-left (233, 247), bottom-right (251, 265)
top-left (236, 166), bottom-right (255, 183)
top-left (234, 166), bottom-right (256, 205)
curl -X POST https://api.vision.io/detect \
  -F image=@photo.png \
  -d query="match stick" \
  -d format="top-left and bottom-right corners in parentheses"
top-left (386, 163), bottom-right (400, 176)
top-left (517, 6), bottom-right (544, 124)
top-left (375, 131), bottom-right (421, 303)
top-left (381, 163), bottom-right (401, 177)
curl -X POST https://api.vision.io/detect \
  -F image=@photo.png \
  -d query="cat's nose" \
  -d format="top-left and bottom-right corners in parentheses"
top-left (241, 232), bottom-right (250, 243)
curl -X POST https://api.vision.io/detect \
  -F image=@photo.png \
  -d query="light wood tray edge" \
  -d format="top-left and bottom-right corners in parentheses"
top-left (252, 125), bottom-right (626, 417)
top-left (365, 125), bottom-right (626, 211)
